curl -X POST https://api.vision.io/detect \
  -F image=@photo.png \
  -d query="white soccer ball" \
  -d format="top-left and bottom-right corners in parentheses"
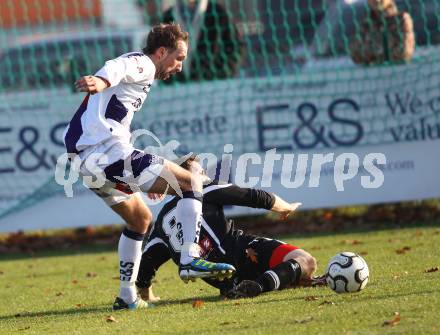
top-left (325, 252), bottom-right (369, 293)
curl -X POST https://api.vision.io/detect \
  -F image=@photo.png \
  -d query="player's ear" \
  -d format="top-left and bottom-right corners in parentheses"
top-left (156, 46), bottom-right (168, 60)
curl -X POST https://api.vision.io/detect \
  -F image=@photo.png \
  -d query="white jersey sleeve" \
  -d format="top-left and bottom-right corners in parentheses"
top-left (95, 52), bottom-right (155, 87)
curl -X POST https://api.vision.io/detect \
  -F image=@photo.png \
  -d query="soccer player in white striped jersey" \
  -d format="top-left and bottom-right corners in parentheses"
top-left (63, 23), bottom-right (235, 311)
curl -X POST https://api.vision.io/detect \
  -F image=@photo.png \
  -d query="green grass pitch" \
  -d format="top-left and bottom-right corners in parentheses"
top-left (1, 226), bottom-right (439, 335)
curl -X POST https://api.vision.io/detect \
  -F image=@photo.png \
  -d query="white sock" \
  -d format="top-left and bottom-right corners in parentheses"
top-left (118, 228), bottom-right (145, 304)
top-left (176, 192), bottom-right (203, 265)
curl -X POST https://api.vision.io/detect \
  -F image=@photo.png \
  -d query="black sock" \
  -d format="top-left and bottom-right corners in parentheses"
top-left (256, 259), bottom-right (302, 292)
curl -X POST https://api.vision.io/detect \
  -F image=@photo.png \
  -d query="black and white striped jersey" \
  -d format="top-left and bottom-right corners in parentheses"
top-left (138, 181), bottom-right (275, 287)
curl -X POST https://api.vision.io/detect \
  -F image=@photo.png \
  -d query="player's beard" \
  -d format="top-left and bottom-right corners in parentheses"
top-left (155, 69), bottom-right (166, 80)
top-left (155, 65), bottom-right (173, 80)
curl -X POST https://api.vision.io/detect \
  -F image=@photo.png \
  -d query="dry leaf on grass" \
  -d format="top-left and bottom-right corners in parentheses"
top-left (304, 296), bottom-right (319, 301)
top-left (342, 239), bottom-right (363, 245)
top-left (396, 246), bottom-right (411, 254)
top-left (425, 267), bottom-right (439, 273)
top-left (192, 300), bottom-right (204, 308)
top-left (18, 326), bottom-right (31, 331)
top-left (318, 300), bottom-right (335, 306)
top-left (55, 292), bottom-right (64, 297)
top-left (382, 312), bottom-right (400, 327)
top-left (75, 304), bottom-right (84, 308)
top-left (72, 280), bottom-right (78, 284)
top-left (310, 246), bottom-right (322, 250)
top-left (112, 276), bottom-right (120, 280)
top-left (106, 315), bottom-right (118, 323)
top-left (86, 272), bottom-right (97, 278)
top-left (295, 316), bottom-right (313, 324)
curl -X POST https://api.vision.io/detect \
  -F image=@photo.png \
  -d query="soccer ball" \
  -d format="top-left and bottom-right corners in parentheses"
top-left (325, 252), bottom-right (369, 293)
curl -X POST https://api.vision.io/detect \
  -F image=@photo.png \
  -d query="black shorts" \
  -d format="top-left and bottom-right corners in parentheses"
top-left (204, 232), bottom-right (299, 293)
top-left (231, 233), bottom-right (298, 281)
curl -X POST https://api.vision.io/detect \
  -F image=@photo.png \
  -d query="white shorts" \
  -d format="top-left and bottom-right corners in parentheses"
top-left (79, 142), bottom-right (165, 207)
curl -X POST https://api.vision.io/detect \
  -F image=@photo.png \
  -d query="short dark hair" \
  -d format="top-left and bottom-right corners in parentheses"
top-left (143, 23), bottom-right (189, 55)
top-left (179, 154), bottom-right (199, 171)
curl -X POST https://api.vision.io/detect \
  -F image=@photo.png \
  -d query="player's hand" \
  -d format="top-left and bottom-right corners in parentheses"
top-left (278, 202), bottom-right (302, 221)
top-left (138, 285), bottom-right (161, 302)
top-left (147, 193), bottom-right (166, 201)
top-left (75, 75), bottom-right (109, 94)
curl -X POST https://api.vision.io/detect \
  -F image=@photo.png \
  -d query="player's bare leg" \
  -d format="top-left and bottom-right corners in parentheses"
top-left (147, 160), bottom-right (235, 282)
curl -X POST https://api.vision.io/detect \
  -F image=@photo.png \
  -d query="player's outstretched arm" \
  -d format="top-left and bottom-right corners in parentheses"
top-left (270, 194), bottom-right (301, 220)
top-left (204, 182), bottom-right (301, 220)
top-left (75, 75), bottom-right (110, 94)
top-left (137, 242), bottom-right (170, 301)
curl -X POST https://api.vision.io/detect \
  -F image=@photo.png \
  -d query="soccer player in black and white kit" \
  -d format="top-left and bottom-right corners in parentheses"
top-left (136, 156), bottom-right (322, 300)
top-left (63, 24), bottom-right (234, 310)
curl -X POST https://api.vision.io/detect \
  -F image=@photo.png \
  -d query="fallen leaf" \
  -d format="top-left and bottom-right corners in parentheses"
top-left (382, 312), bottom-right (400, 327)
top-left (72, 280), bottom-right (78, 284)
top-left (55, 292), bottom-right (64, 297)
top-left (304, 296), bottom-right (319, 301)
top-left (342, 239), bottom-right (363, 245)
top-left (245, 248), bottom-right (258, 263)
top-left (425, 267), bottom-right (439, 273)
top-left (86, 272), bottom-right (97, 278)
top-left (318, 300), bottom-right (335, 306)
top-left (112, 276), bottom-right (120, 280)
top-left (17, 326), bottom-right (31, 331)
top-left (396, 246), bottom-right (411, 254)
top-left (192, 300), bottom-right (204, 308)
top-left (235, 302), bottom-right (240, 306)
top-left (106, 315), bottom-right (118, 323)
top-left (360, 251), bottom-right (368, 256)
top-left (295, 316), bottom-right (313, 324)
top-left (75, 304), bottom-right (83, 308)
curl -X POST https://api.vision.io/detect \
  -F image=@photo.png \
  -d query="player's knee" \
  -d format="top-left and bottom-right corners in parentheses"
top-left (126, 208), bottom-right (152, 233)
top-left (306, 255), bottom-right (317, 276)
top-left (284, 249), bottom-right (316, 278)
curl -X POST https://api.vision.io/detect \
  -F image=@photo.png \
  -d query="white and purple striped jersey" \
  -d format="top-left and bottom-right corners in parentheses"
top-left (64, 52), bottom-right (156, 162)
